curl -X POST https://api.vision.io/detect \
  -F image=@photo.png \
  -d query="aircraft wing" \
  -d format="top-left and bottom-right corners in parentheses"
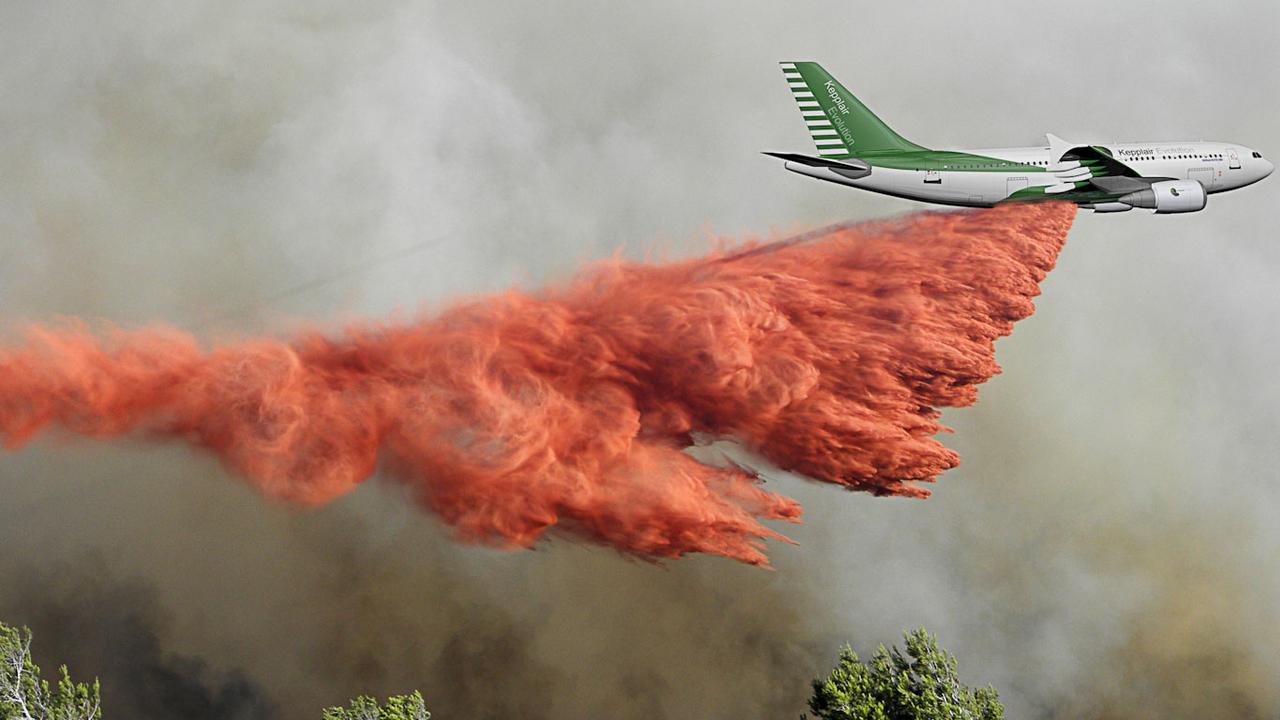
top-left (1045, 135), bottom-right (1174, 194)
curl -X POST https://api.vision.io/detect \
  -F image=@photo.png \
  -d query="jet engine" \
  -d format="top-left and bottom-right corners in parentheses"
top-left (1118, 180), bottom-right (1207, 214)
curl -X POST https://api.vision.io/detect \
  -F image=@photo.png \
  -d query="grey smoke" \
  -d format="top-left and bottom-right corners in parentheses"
top-left (2, 1), bottom-right (1279, 719)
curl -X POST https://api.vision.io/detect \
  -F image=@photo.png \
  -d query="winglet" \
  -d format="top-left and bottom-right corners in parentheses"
top-left (1046, 133), bottom-right (1075, 162)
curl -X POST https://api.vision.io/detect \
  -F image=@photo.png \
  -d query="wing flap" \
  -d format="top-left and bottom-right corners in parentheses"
top-left (1046, 136), bottom-right (1172, 196)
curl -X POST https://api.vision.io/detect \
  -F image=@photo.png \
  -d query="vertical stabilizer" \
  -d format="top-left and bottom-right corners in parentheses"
top-left (779, 62), bottom-right (926, 157)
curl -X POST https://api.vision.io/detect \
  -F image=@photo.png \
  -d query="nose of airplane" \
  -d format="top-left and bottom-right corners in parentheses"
top-left (1264, 158), bottom-right (1275, 179)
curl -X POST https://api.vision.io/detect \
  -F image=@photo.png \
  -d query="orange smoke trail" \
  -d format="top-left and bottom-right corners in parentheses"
top-left (0, 203), bottom-right (1075, 565)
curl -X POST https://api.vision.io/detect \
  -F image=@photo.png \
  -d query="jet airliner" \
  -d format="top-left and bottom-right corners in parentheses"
top-left (767, 62), bottom-right (1272, 213)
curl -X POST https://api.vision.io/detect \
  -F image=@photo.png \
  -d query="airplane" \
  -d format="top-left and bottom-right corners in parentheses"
top-left (767, 61), bottom-right (1273, 213)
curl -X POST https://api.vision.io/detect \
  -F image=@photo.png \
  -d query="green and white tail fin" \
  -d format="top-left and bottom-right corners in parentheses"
top-left (779, 61), bottom-right (926, 158)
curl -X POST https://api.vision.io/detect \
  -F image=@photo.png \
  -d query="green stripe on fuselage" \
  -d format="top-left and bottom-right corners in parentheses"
top-left (855, 149), bottom-right (1048, 173)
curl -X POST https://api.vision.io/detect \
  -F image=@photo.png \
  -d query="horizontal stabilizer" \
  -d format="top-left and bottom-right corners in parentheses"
top-left (762, 152), bottom-right (871, 173)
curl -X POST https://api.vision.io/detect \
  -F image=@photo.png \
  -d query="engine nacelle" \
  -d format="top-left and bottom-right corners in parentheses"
top-left (1118, 180), bottom-right (1207, 214)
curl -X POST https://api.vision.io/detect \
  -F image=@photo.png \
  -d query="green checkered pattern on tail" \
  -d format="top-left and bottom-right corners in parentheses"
top-left (779, 62), bottom-right (926, 158)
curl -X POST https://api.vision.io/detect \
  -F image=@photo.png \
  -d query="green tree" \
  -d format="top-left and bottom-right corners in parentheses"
top-left (321, 691), bottom-right (431, 720)
top-left (0, 621), bottom-right (101, 720)
top-left (3, 617), bottom-right (436, 720)
top-left (805, 628), bottom-right (1003, 720)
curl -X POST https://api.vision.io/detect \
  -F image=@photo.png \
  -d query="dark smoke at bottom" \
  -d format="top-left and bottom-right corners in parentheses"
top-left (0, 558), bottom-right (277, 720)
top-left (0, 488), bottom-right (833, 720)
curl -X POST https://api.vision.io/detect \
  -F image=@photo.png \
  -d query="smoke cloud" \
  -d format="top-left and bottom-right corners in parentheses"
top-left (2, 204), bottom-right (1073, 565)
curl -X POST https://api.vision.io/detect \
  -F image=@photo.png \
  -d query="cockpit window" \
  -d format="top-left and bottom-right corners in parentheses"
top-left (1253, 151), bottom-right (1264, 159)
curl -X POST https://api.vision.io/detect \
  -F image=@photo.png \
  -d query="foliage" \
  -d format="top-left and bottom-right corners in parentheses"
top-left (320, 691), bottom-right (431, 720)
top-left (3, 617), bottom-right (434, 720)
top-left (0, 621), bottom-right (102, 720)
top-left (7, 615), bottom-right (997, 720)
top-left (805, 628), bottom-right (1003, 720)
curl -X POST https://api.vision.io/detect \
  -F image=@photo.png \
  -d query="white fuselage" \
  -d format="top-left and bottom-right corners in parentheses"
top-left (786, 141), bottom-right (1273, 210)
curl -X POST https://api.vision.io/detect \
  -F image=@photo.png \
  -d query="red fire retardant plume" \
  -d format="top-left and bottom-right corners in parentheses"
top-left (0, 203), bottom-right (1075, 565)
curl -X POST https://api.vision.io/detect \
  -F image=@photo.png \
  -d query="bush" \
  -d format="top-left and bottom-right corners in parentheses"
top-left (0, 621), bottom-right (102, 720)
top-left (804, 628), bottom-right (1003, 720)
top-left (320, 691), bottom-right (431, 720)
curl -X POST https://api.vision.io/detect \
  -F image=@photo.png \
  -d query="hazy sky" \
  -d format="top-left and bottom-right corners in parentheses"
top-left (2, 2), bottom-right (1279, 718)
